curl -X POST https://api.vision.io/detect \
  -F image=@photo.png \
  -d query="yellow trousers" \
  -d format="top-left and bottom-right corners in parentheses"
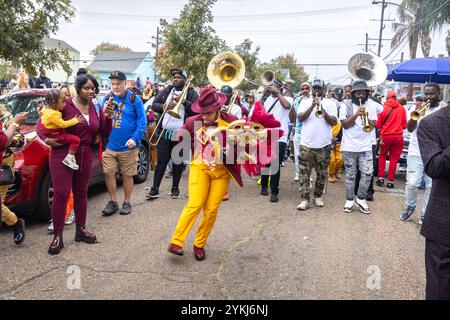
top-left (328, 142), bottom-right (343, 176)
top-left (0, 154), bottom-right (18, 226)
top-left (171, 162), bottom-right (230, 248)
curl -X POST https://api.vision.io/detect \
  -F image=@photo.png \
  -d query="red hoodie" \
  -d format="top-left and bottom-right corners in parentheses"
top-left (376, 91), bottom-right (407, 136)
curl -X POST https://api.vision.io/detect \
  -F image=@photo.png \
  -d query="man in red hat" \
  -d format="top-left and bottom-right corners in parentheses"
top-left (167, 88), bottom-right (240, 261)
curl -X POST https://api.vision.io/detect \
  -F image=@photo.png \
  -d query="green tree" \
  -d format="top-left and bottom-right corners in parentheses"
top-left (90, 42), bottom-right (132, 56)
top-left (234, 39), bottom-right (260, 92)
top-left (157, 0), bottom-right (228, 85)
top-left (0, 60), bottom-right (15, 80)
top-left (0, 0), bottom-right (74, 75)
top-left (268, 53), bottom-right (308, 93)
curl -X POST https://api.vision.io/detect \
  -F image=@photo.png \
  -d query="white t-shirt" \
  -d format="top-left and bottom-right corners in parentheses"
top-left (407, 105), bottom-right (441, 157)
top-left (263, 95), bottom-right (293, 144)
top-left (162, 88), bottom-right (185, 131)
top-left (82, 113), bottom-right (90, 125)
top-left (227, 104), bottom-right (242, 119)
top-left (298, 97), bottom-right (337, 148)
top-left (339, 99), bottom-right (378, 152)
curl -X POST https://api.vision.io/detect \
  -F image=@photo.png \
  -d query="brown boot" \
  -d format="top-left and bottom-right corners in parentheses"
top-left (75, 225), bottom-right (97, 243)
top-left (48, 231), bottom-right (64, 255)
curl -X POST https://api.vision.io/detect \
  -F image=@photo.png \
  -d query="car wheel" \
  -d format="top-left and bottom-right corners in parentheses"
top-left (133, 145), bottom-right (149, 184)
top-left (35, 171), bottom-right (53, 222)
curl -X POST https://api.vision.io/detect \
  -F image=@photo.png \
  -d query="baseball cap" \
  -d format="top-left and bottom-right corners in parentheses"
top-left (109, 71), bottom-right (127, 81)
top-left (170, 68), bottom-right (188, 79)
top-left (334, 87), bottom-right (344, 96)
top-left (312, 79), bottom-right (325, 88)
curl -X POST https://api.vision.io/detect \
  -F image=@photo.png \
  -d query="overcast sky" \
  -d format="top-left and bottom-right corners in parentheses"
top-left (54, 0), bottom-right (449, 84)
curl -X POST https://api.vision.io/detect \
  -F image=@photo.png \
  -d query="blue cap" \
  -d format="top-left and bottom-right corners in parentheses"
top-left (170, 68), bottom-right (188, 79)
top-left (312, 79), bottom-right (325, 88)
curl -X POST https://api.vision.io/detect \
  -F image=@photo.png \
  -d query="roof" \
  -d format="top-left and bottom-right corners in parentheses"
top-left (43, 37), bottom-right (79, 54)
top-left (89, 52), bottom-right (150, 74)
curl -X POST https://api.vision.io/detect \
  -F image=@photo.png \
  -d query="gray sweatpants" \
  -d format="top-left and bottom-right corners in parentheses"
top-left (342, 151), bottom-right (373, 201)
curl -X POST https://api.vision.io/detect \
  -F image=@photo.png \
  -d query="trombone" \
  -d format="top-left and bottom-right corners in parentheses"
top-left (225, 90), bottom-right (239, 113)
top-left (149, 75), bottom-right (193, 146)
top-left (410, 100), bottom-right (430, 121)
top-left (359, 99), bottom-right (373, 132)
top-left (314, 93), bottom-right (324, 118)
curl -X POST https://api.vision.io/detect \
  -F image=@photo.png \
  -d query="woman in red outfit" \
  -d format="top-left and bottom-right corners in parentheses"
top-left (38, 74), bottom-right (113, 255)
top-left (376, 91), bottom-right (407, 188)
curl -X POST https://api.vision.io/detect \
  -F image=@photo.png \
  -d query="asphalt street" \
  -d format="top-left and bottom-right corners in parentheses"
top-left (0, 161), bottom-right (426, 300)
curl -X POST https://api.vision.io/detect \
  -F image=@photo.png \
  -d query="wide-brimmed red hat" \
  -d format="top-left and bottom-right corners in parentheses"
top-left (192, 87), bottom-right (227, 114)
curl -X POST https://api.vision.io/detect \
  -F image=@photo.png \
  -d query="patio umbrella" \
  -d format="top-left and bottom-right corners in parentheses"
top-left (387, 57), bottom-right (450, 84)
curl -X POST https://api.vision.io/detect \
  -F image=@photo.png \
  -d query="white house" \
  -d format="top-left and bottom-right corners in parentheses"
top-left (43, 37), bottom-right (80, 84)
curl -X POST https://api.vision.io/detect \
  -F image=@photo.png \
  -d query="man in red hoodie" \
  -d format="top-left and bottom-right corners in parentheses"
top-left (376, 91), bottom-right (407, 188)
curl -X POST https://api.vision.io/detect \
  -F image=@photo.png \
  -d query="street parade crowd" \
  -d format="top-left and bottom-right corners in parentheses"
top-left (1, 51), bottom-right (450, 300)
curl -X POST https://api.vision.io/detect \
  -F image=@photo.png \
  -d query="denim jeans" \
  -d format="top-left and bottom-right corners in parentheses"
top-left (405, 155), bottom-right (432, 215)
top-left (343, 151), bottom-right (373, 200)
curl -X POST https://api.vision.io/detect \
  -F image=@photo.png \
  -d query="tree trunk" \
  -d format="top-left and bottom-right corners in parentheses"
top-left (446, 29), bottom-right (450, 57)
top-left (421, 30), bottom-right (431, 57)
top-left (408, 0), bottom-right (423, 100)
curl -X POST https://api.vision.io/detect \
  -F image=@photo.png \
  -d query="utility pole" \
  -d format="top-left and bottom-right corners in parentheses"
top-left (407, 0), bottom-right (423, 100)
top-left (377, 0), bottom-right (387, 56)
top-left (357, 33), bottom-right (377, 52)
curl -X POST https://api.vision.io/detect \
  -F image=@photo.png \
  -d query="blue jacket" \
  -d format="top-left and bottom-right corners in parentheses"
top-left (102, 90), bottom-right (147, 152)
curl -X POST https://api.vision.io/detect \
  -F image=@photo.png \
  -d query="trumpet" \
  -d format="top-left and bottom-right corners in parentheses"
top-left (359, 99), bottom-right (373, 132)
top-left (410, 101), bottom-right (430, 121)
top-left (149, 75), bottom-right (193, 146)
top-left (314, 93), bottom-right (324, 118)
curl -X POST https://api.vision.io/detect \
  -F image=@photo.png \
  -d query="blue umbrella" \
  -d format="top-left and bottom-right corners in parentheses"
top-left (387, 57), bottom-right (450, 84)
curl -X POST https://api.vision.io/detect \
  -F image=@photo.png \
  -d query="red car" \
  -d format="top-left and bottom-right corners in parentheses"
top-left (0, 89), bottom-right (150, 221)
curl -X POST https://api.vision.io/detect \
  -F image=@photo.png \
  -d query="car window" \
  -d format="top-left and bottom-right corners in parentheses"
top-left (0, 95), bottom-right (42, 124)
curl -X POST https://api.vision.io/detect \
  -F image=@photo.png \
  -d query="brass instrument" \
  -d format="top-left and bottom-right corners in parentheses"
top-left (149, 75), bottom-right (193, 146)
top-left (359, 99), bottom-right (373, 133)
top-left (207, 51), bottom-right (277, 89)
top-left (348, 52), bottom-right (388, 86)
top-left (410, 101), bottom-right (430, 121)
top-left (225, 91), bottom-right (239, 113)
top-left (314, 93), bottom-right (324, 118)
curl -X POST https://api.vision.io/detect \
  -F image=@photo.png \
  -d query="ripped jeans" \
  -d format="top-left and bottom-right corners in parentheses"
top-left (343, 150), bottom-right (373, 201)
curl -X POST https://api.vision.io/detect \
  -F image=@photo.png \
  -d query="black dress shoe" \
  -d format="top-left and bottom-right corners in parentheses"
top-left (270, 193), bottom-right (279, 202)
top-left (375, 179), bottom-right (384, 187)
top-left (387, 182), bottom-right (395, 189)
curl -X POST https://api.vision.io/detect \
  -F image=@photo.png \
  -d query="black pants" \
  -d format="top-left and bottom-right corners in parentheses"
top-left (261, 142), bottom-right (286, 195)
top-left (425, 238), bottom-right (450, 300)
top-left (355, 144), bottom-right (377, 198)
top-left (152, 136), bottom-right (183, 190)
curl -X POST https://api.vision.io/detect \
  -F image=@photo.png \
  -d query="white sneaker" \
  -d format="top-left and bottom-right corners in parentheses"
top-left (315, 197), bottom-right (324, 207)
top-left (48, 220), bottom-right (54, 232)
top-left (355, 197), bottom-right (370, 214)
top-left (297, 200), bottom-right (309, 211)
top-left (294, 175), bottom-right (299, 181)
top-left (63, 154), bottom-right (79, 170)
top-left (343, 200), bottom-right (354, 213)
top-left (65, 209), bottom-right (75, 225)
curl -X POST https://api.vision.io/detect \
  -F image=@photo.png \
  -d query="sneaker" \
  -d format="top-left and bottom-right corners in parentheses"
top-left (171, 188), bottom-right (181, 199)
top-left (297, 200), bottom-right (309, 211)
top-left (48, 220), bottom-right (54, 232)
top-left (376, 178), bottom-right (384, 187)
top-left (343, 199), bottom-right (354, 213)
top-left (62, 154), bottom-right (79, 170)
top-left (270, 193), bottom-right (278, 202)
top-left (315, 197), bottom-right (324, 207)
top-left (102, 201), bottom-right (119, 216)
top-left (400, 206), bottom-right (416, 221)
top-left (260, 187), bottom-right (268, 196)
top-left (387, 182), bottom-right (394, 189)
top-left (294, 175), bottom-right (299, 181)
top-left (65, 209), bottom-right (75, 225)
top-left (119, 202), bottom-right (132, 215)
top-left (355, 197), bottom-right (370, 214)
top-left (419, 214), bottom-right (424, 225)
top-left (146, 187), bottom-right (160, 200)
top-left (13, 218), bottom-right (25, 245)
top-left (281, 162), bottom-right (285, 167)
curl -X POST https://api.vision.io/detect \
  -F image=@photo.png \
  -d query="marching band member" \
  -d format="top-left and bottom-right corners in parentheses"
top-left (220, 85), bottom-right (242, 119)
top-left (167, 88), bottom-right (282, 260)
top-left (296, 79), bottom-right (337, 211)
top-left (339, 80), bottom-right (377, 214)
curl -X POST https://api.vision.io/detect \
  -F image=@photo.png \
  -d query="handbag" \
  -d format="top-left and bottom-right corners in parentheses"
top-left (0, 165), bottom-right (15, 186)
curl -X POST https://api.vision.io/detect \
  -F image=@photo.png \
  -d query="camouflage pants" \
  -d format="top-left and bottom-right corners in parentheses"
top-left (298, 145), bottom-right (331, 200)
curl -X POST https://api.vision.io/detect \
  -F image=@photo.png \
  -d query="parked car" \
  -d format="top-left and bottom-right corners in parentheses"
top-left (0, 89), bottom-right (150, 221)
